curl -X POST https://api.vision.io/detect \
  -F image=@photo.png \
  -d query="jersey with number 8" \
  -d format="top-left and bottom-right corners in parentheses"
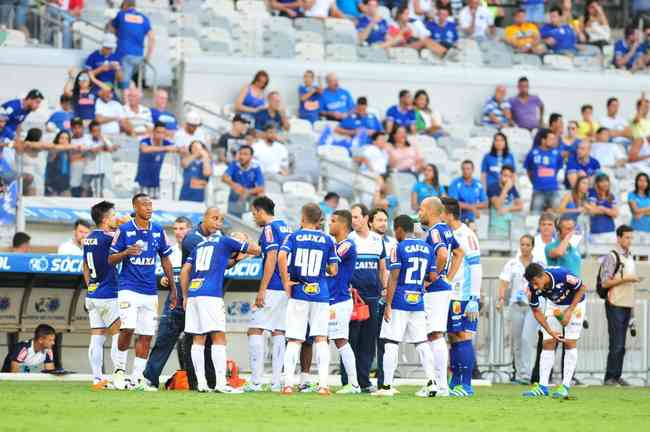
top-left (83, 230), bottom-right (118, 299)
top-left (389, 238), bottom-right (436, 311)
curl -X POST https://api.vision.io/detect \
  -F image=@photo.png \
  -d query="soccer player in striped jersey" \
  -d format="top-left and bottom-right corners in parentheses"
top-left (441, 197), bottom-right (482, 397)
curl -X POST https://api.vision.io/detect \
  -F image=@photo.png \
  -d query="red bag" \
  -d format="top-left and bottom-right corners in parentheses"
top-left (350, 288), bottom-right (370, 321)
top-left (165, 370), bottom-right (190, 391)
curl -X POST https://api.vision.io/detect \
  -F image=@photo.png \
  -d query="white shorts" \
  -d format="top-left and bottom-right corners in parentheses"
top-left (86, 297), bottom-right (119, 329)
top-left (328, 299), bottom-right (353, 340)
top-left (248, 289), bottom-right (288, 332)
top-left (184, 296), bottom-right (226, 335)
top-left (380, 309), bottom-right (427, 344)
top-left (118, 290), bottom-right (158, 336)
top-left (285, 299), bottom-right (329, 340)
top-left (541, 301), bottom-right (586, 341)
top-left (424, 290), bottom-right (452, 334)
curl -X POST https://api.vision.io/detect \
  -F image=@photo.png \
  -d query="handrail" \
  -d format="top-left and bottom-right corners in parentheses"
top-left (183, 100), bottom-right (222, 119)
top-left (138, 59), bottom-right (158, 94)
top-left (318, 154), bottom-right (378, 203)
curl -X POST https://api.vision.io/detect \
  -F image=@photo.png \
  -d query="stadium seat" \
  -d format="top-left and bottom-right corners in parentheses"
top-left (283, 181), bottom-right (317, 197)
top-left (483, 50), bottom-right (514, 68)
top-left (325, 18), bottom-right (357, 45)
top-left (294, 17), bottom-right (324, 35)
top-left (420, 49), bottom-right (444, 65)
top-left (468, 136), bottom-right (493, 154)
top-left (289, 118), bottom-right (313, 134)
top-left (357, 46), bottom-right (389, 63)
top-left (0, 29), bottom-right (26, 47)
top-left (313, 120), bottom-right (338, 133)
top-left (389, 47), bottom-right (421, 64)
top-left (325, 44), bottom-right (358, 62)
top-left (501, 127), bottom-right (532, 160)
top-left (470, 125), bottom-right (498, 138)
top-left (200, 28), bottom-right (232, 54)
top-left (295, 42), bottom-right (323, 61)
top-left (317, 145), bottom-right (351, 163)
top-left (237, 0), bottom-right (270, 16)
top-left (296, 30), bottom-right (324, 44)
top-left (543, 54), bottom-right (574, 71)
top-left (512, 53), bottom-right (542, 68)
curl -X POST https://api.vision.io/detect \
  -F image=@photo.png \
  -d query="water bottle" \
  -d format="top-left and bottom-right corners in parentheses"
top-left (629, 318), bottom-right (637, 337)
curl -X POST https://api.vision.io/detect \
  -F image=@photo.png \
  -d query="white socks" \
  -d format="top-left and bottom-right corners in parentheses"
top-left (212, 344), bottom-right (227, 388)
top-left (248, 334), bottom-right (265, 385)
top-left (416, 342), bottom-right (436, 387)
top-left (283, 342), bottom-right (301, 387)
top-left (111, 335), bottom-right (127, 372)
top-left (315, 341), bottom-right (330, 389)
top-left (272, 334), bottom-right (286, 387)
top-left (132, 356), bottom-right (147, 381)
top-left (429, 338), bottom-right (448, 391)
top-left (383, 343), bottom-right (399, 387)
top-left (338, 343), bottom-right (358, 387)
top-left (191, 344), bottom-right (206, 388)
top-left (539, 350), bottom-right (554, 387)
top-left (563, 348), bottom-right (578, 388)
top-left (88, 335), bottom-right (105, 380)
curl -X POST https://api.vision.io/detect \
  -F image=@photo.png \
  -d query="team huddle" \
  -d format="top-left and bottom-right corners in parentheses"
top-left (82, 192), bottom-right (588, 398)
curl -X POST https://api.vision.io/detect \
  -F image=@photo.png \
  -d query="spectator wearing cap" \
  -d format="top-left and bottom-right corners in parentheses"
top-left (336, 96), bottom-right (383, 142)
top-left (85, 33), bottom-right (123, 89)
top-left (599, 98), bottom-right (633, 146)
top-left (423, 7), bottom-right (459, 58)
top-left (216, 114), bottom-right (249, 163)
top-left (356, 0), bottom-right (389, 46)
top-left (524, 129), bottom-right (563, 213)
top-left (385, 89), bottom-right (416, 135)
top-left (304, 0), bottom-right (344, 18)
top-left (47, 95), bottom-right (74, 132)
top-left (448, 159), bottom-right (488, 225)
top-left (298, 70), bottom-right (322, 124)
top-left (565, 140), bottom-right (600, 189)
top-left (459, 0), bottom-right (495, 41)
top-left (508, 77), bottom-right (544, 130)
top-left (82, 120), bottom-right (119, 197)
top-left (481, 85), bottom-right (513, 129)
top-left (136, 121), bottom-right (177, 199)
top-left (110, 0), bottom-right (155, 90)
top-left (254, 91), bottom-right (289, 133)
top-left (270, 0), bottom-right (304, 18)
top-left (235, 70), bottom-right (269, 123)
top-left (504, 8), bottom-right (546, 54)
top-left (174, 111), bottom-right (209, 152)
top-left (124, 87), bottom-right (153, 140)
top-left (591, 128), bottom-right (627, 168)
top-left (179, 140), bottom-right (213, 202)
top-left (353, 131), bottom-right (390, 176)
top-left (1, 89), bottom-right (44, 137)
top-left (72, 70), bottom-right (110, 122)
top-left (222, 145), bottom-right (265, 217)
top-left (613, 25), bottom-right (648, 71)
top-left (150, 89), bottom-right (178, 138)
top-left (69, 117), bottom-right (89, 197)
top-left (252, 123), bottom-right (290, 179)
top-left (320, 73), bottom-right (355, 121)
top-left (488, 165), bottom-right (523, 237)
top-left (57, 218), bottom-right (91, 255)
top-left (95, 85), bottom-right (133, 137)
top-left (577, 104), bottom-right (599, 140)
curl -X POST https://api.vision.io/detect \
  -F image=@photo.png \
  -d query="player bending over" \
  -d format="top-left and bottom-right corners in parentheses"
top-left (523, 263), bottom-right (587, 399)
top-left (181, 232), bottom-right (261, 392)
top-left (279, 203), bottom-right (339, 395)
top-left (373, 215), bottom-right (438, 397)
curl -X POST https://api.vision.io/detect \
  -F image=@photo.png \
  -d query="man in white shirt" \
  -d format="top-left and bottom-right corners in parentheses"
top-left (353, 131), bottom-right (389, 176)
top-left (598, 98), bottom-right (632, 146)
top-left (459, 0), bottom-right (495, 40)
top-left (252, 123), bottom-right (289, 179)
top-left (304, 0), bottom-right (344, 18)
top-left (591, 127), bottom-right (627, 168)
top-left (532, 212), bottom-right (555, 266)
top-left (174, 111), bottom-right (209, 152)
top-left (57, 218), bottom-right (92, 255)
top-left (82, 120), bottom-right (119, 197)
top-left (95, 86), bottom-right (132, 137)
top-left (124, 87), bottom-right (153, 140)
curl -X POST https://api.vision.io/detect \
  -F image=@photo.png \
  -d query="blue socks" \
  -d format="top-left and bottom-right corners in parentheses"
top-left (452, 340), bottom-right (474, 391)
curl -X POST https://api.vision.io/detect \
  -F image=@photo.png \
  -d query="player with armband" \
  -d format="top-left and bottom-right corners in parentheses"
top-left (523, 263), bottom-right (587, 399)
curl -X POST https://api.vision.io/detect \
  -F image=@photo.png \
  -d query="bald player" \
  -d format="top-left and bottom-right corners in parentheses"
top-left (418, 197), bottom-right (464, 396)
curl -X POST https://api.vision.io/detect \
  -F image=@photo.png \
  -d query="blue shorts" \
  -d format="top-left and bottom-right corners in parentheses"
top-left (447, 300), bottom-right (478, 334)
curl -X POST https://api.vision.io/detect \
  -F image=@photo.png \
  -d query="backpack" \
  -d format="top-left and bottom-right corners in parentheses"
top-left (596, 250), bottom-right (621, 300)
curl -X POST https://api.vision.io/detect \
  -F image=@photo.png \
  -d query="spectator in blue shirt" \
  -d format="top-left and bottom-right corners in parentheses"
top-left (524, 129), bottom-right (564, 213)
top-left (1, 89), bottom-right (44, 136)
top-left (540, 6), bottom-right (578, 55)
top-left (613, 25), bottom-right (648, 71)
top-left (336, 96), bottom-right (383, 142)
top-left (356, 0), bottom-right (389, 46)
top-left (235, 70), bottom-right (269, 124)
top-left (179, 140), bottom-right (213, 203)
top-left (487, 165), bottom-right (523, 237)
top-left (85, 33), bottom-right (123, 90)
top-left (46, 94), bottom-right (73, 132)
top-left (222, 145), bottom-right (265, 217)
top-left (448, 159), bottom-right (488, 224)
top-left (628, 173), bottom-right (650, 234)
top-left (385, 89), bottom-right (416, 134)
top-left (411, 163), bottom-right (445, 210)
top-left (135, 122), bottom-right (177, 199)
top-left (150, 89), bottom-right (177, 139)
top-left (424, 7), bottom-right (459, 58)
top-left (110, 0), bottom-right (155, 90)
top-left (564, 140), bottom-right (601, 189)
top-left (338, 0), bottom-right (362, 17)
top-left (587, 173), bottom-right (619, 243)
top-left (298, 70), bottom-right (322, 124)
top-left (480, 132), bottom-right (516, 191)
top-left (255, 91), bottom-right (290, 133)
top-left (320, 73), bottom-right (355, 121)
top-left (481, 85), bottom-right (513, 128)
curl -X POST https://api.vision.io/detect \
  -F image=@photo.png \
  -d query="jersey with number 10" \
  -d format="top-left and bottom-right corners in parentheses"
top-left (281, 229), bottom-right (339, 303)
top-left (425, 222), bottom-right (459, 292)
top-left (389, 238), bottom-right (435, 311)
top-left (186, 235), bottom-right (248, 298)
top-left (83, 230), bottom-right (118, 299)
top-left (259, 219), bottom-right (291, 291)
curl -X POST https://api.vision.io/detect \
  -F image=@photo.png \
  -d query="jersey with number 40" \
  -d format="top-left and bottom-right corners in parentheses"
top-left (389, 238), bottom-right (436, 312)
top-left (83, 230), bottom-right (118, 299)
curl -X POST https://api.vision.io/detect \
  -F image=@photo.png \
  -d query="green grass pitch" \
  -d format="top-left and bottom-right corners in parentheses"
top-left (1, 382), bottom-right (649, 432)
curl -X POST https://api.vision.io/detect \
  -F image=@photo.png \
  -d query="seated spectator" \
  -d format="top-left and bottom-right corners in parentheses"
top-left (255, 91), bottom-right (290, 133)
top-left (577, 104), bottom-right (599, 139)
top-left (411, 163), bottom-right (445, 210)
top-left (449, 160), bottom-right (488, 225)
top-left (388, 126), bottom-right (422, 173)
top-left (1, 324), bottom-right (56, 373)
top-left (222, 145), bottom-right (265, 217)
top-left (628, 173), bottom-right (650, 236)
top-left (150, 89), bottom-right (178, 138)
top-left (561, 120), bottom-right (581, 156)
top-left (587, 173), bottom-right (619, 243)
top-left (524, 130), bottom-right (563, 212)
top-left (304, 0), bottom-right (344, 18)
top-left (46, 95), bottom-right (73, 132)
top-left (270, 0), bottom-right (304, 17)
top-left (356, 0), bottom-right (389, 46)
top-left (319, 191), bottom-right (340, 221)
top-left (338, 0), bottom-right (362, 18)
top-left (628, 135), bottom-right (650, 168)
top-left (135, 122), bottom-right (177, 199)
top-left (520, 0), bottom-right (545, 24)
top-left (591, 128), bottom-right (627, 168)
top-left (179, 141), bottom-right (213, 203)
top-left (613, 25), bottom-right (648, 71)
top-left (488, 165), bottom-right (523, 237)
top-left (541, 6), bottom-right (579, 55)
top-left (57, 218), bottom-right (91, 255)
top-left (234, 70), bottom-right (269, 123)
top-left (124, 87), bottom-right (153, 140)
top-left (336, 97), bottom-right (383, 141)
top-left (413, 89), bottom-right (445, 138)
top-left (383, 6), bottom-right (437, 54)
top-left (298, 70), bottom-right (322, 124)
top-left (320, 73), bottom-right (355, 121)
top-left (599, 97), bottom-right (632, 146)
top-left (459, 0), bottom-right (495, 41)
top-left (83, 120), bottom-right (118, 197)
top-left (69, 118), bottom-right (89, 198)
top-left (72, 71), bottom-right (109, 122)
top-left (45, 130), bottom-right (76, 197)
top-left (95, 85), bottom-right (132, 137)
top-left (216, 114), bottom-right (249, 163)
top-left (175, 111), bottom-right (210, 151)
top-left (481, 132), bottom-right (516, 190)
top-left (481, 85), bottom-right (513, 129)
top-left (423, 7), bottom-right (459, 58)
top-left (253, 123), bottom-right (289, 178)
top-left (565, 140), bottom-right (600, 188)
top-left (353, 131), bottom-right (390, 175)
top-left (580, 0), bottom-right (610, 49)
top-left (85, 33), bottom-right (123, 89)
top-left (385, 89), bottom-right (417, 134)
top-left (504, 8), bottom-right (546, 54)
top-left (557, 175), bottom-right (591, 221)
top-left (11, 231), bottom-right (31, 253)
top-left (509, 76), bottom-right (544, 131)
top-left (630, 97), bottom-right (650, 143)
